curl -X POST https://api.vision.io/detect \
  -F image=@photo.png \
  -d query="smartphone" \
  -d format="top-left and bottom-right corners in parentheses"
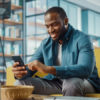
top-left (12, 56), bottom-right (25, 66)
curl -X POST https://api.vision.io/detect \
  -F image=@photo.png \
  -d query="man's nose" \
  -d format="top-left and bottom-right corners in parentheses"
top-left (48, 26), bottom-right (54, 33)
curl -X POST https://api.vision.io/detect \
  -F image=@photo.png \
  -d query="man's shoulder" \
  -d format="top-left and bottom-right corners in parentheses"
top-left (69, 24), bottom-right (89, 39)
top-left (73, 29), bottom-right (90, 41)
top-left (73, 29), bottom-right (93, 48)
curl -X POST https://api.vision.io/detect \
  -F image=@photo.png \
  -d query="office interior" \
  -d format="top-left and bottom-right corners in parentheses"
top-left (0, 0), bottom-right (100, 85)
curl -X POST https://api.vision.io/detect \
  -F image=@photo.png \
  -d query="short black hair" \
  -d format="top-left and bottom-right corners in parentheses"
top-left (45, 7), bottom-right (67, 20)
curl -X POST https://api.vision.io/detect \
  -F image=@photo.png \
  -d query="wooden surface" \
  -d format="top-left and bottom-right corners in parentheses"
top-left (0, 53), bottom-right (22, 57)
top-left (86, 94), bottom-right (100, 98)
top-left (0, 36), bottom-right (23, 41)
top-left (11, 5), bottom-right (22, 10)
top-left (0, 19), bottom-right (22, 25)
top-left (28, 94), bottom-right (50, 100)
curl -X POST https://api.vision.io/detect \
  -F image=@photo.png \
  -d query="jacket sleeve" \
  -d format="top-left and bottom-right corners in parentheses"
top-left (54, 35), bottom-right (95, 79)
top-left (19, 41), bottom-right (44, 80)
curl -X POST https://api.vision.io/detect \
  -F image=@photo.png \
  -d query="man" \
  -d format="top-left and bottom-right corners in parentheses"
top-left (12, 7), bottom-right (100, 96)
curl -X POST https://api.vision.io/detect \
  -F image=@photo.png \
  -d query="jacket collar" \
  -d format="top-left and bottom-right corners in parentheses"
top-left (63, 24), bottom-right (74, 42)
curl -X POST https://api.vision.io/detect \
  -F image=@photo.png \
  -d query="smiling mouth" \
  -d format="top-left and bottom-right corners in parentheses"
top-left (51, 33), bottom-right (58, 38)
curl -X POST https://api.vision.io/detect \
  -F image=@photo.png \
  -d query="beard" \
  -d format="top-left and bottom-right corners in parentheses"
top-left (57, 27), bottom-right (67, 41)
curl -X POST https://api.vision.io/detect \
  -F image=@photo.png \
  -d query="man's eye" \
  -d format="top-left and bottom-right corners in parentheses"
top-left (53, 23), bottom-right (58, 26)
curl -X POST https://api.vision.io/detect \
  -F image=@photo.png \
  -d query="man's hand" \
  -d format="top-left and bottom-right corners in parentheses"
top-left (12, 62), bottom-right (27, 79)
top-left (27, 60), bottom-right (56, 75)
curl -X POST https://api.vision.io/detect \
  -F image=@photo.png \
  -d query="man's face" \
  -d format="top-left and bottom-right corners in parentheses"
top-left (45, 12), bottom-right (65, 40)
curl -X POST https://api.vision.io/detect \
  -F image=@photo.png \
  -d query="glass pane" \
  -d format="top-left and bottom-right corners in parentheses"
top-left (26, 14), bottom-right (49, 56)
top-left (36, 15), bottom-right (48, 36)
top-left (26, 0), bottom-right (47, 16)
top-left (68, 3), bottom-right (77, 29)
top-left (60, 0), bottom-right (69, 15)
top-left (95, 13), bottom-right (100, 36)
top-left (26, 37), bottom-right (41, 55)
top-left (47, 0), bottom-right (58, 8)
top-left (26, 15), bottom-right (48, 37)
top-left (26, 56), bottom-right (33, 63)
top-left (26, 17), bottom-right (36, 36)
top-left (60, 1), bottom-right (79, 29)
top-left (36, 0), bottom-right (47, 13)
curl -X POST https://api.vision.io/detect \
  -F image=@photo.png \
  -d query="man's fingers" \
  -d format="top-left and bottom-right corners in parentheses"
top-left (25, 64), bottom-right (28, 66)
top-left (13, 70), bottom-right (27, 79)
top-left (13, 70), bottom-right (27, 75)
top-left (12, 66), bottom-right (26, 71)
top-left (28, 65), bottom-right (36, 71)
top-left (12, 62), bottom-right (28, 79)
top-left (15, 75), bottom-right (23, 78)
top-left (13, 62), bottom-right (19, 67)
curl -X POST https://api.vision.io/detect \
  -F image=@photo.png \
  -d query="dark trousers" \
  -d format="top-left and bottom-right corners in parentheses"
top-left (15, 77), bottom-right (95, 96)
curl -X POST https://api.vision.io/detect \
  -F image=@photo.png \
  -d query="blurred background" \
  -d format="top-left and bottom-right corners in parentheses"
top-left (0, 0), bottom-right (100, 84)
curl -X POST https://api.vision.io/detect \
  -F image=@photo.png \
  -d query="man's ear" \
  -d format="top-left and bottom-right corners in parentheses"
top-left (64, 17), bottom-right (68, 25)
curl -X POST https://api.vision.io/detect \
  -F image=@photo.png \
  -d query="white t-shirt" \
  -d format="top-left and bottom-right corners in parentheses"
top-left (56, 44), bottom-right (62, 66)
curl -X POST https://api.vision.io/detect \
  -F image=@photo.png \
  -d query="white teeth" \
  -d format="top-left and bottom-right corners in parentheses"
top-left (51, 34), bottom-right (56, 38)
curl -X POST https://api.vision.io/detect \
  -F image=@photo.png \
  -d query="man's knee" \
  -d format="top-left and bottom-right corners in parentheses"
top-left (14, 77), bottom-right (35, 86)
top-left (62, 78), bottom-right (84, 96)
